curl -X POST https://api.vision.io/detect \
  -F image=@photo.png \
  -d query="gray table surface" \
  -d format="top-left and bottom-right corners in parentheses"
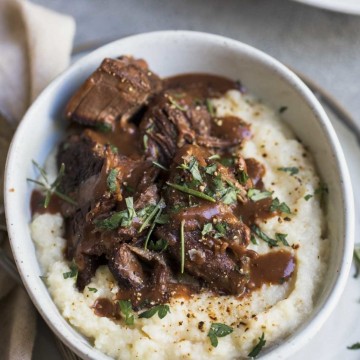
top-left (29, 0), bottom-right (360, 358)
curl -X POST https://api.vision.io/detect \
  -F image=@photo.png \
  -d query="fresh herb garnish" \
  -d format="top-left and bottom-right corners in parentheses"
top-left (148, 239), bottom-right (169, 252)
top-left (205, 163), bottom-right (217, 175)
top-left (169, 97), bottom-right (187, 111)
top-left (208, 154), bottom-right (220, 161)
top-left (278, 167), bottom-right (299, 176)
top-left (205, 98), bottom-right (215, 117)
top-left (95, 122), bottom-right (112, 133)
top-left (347, 342), bottom-right (360, 350)
top-left (107, 169), bottom-right (119, 194)
top-left (201, 223), bottom-right (213, 236)
top-left (238, 170), bottom-right (249, 184)
top-left (109, 144), bottom-right (118, 154)
top-left (248, 332), bottom-right (266, 358)
top-left (315, 183), bottom-right (329, 197)
top-left (179, 156), bottom-right (203, 182)
top-left (27, 160), bottom-right (77, 208)
top-left (139, 304), bottom-right (171, 319)
top-left (304, 194), bottom-right (313, 201)
top-left (88, 287), bottom-right (98, 293)
top-left (279, 106), bottom-right (288, 114)
top-left (180, 219), bottom-right (185, 274)
top-left (213, 176), bottom-right (239, 205)
top-left (63, 262), bottom-right (78, 280)
top-left (251, 225), bottom-right (278, 247)
top-left (219, 157), bottom-right (234, 167)
top-left (207, 323), bottom-right (233, 347)
top-left (152, 161), bottom-right (168, 171)
top-left (118, 300), bottom-right (134, 325)
top-left (248, 189), bottom-right (272, 202)
top-left (143, 134), bottom-right (149, 150)
top-left (144, 206), bottom-right (164, 250)
top-left (139, 199), bottom-right (165, 233)
top-left (275, 233), bottom-right (290, 246)
top-left (270, 198), bottom-right (291, 214)
top-left (95, 197), bottom-right (136, 230)
top-left (167, 182), bottom-right (216, 203)
top-left (250, 234), bottom-right (258, 245)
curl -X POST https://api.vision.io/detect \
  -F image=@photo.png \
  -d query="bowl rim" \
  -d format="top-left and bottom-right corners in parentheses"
top-left (4, 30), bottom-right (355, 359)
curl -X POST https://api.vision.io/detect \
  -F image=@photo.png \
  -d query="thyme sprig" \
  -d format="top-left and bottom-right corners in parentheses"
top-left (27, 160), bottom-right (76, 208)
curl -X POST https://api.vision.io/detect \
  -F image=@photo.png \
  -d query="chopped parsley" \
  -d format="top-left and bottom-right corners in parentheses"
top-left (63, 262), bottom-right (78, 280)
top-left (179, 156), bottom-right (203, 182)
top-left (139, 304), bottom-right (171, 319)
top-left (347, 342), bottom-right (360, 350)
top-left (219, 157), bottom-right (235, 167)
top-left (201, 223), bottom-right (213, 236)
top-left (95, 197), bottom-right (136, 230)
top-left (201, 222), bottom-right (228, 238)
top-left (109, 144), bottom-right (118, 154)
top-left (118, 300), bottom-right (134, 325)
top-left (278, 166), bottom-right (299, 176)
top-left (278, 106), bottom-right (288, 114)
top-left (247, 189), bottom-right (272, 202)
top-left (148, 239), bottom-right (169, 252)
top-left (169, 97), bottom-right (187, 111)
top-left (238, 170), bottom-right (249, 184)
top-left (106, 169), bottom-right (118, 194)
top-left (354, 244), bottom-right (360, 278)
top-left (205, 163), bottom-right (217, 175)
top-left (304, 194), bottom-right (313, 201)
top-left (207, 323), bottom-right (233, 347)
top-left (213, 176), bottom-right (239, 205)
top-left (248, 332), bottom-right (266, 358)
top-left (88, 287), bottom-right (98, 293)
top-left (270, 198), bottom-right (291, 214)
top-left (180, 220), bottom-right (185, 274)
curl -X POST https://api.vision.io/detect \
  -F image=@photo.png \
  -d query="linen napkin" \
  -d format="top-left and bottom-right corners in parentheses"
top-left (0, 0), bottom-right (75, 358)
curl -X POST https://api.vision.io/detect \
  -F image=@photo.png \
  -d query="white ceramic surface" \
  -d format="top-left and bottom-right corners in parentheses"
top-left (292, 0), bottom-right (360, 15)
top-left (4, 31), bottom-right (355, 359)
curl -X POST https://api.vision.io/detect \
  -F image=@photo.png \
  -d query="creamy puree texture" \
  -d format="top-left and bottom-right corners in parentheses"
top-left (30, 90), bottom-right (328, 359)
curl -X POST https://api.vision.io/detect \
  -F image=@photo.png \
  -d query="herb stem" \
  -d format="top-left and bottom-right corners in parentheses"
top-left (144, 208), bottom-right (163, 250)
top-left (166, 182), bottom-right (216, 203)
top-left (180, 220), bottom-right (185, 274)
top-left (152, 161), bottom-right (169, 171)
top-left (139, 199), bottom-right (165, 233)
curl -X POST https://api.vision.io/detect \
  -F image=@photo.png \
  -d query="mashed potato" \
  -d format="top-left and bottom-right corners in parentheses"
top-left (30, 90), bottom-right (328, 359)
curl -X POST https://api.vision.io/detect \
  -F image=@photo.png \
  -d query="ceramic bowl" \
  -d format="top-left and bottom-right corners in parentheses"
top-left (4, 31), bottom-right (354, 359)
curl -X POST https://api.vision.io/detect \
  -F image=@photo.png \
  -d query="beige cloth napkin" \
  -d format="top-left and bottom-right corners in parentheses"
top-left (0, 0), bottom-right (75, 358)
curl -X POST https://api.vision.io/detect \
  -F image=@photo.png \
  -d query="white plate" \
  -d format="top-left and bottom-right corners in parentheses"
top-left (292, 0), bottom-right (360, 15)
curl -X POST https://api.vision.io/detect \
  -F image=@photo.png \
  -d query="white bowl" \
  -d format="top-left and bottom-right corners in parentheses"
top-left (4, 31), bottom-right (354, 359)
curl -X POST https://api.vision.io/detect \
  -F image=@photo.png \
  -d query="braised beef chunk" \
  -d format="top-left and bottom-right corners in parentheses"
top-left (33, 61), bottom-right (298, 314)
top-left (66, 56), bottom-right (162, 129)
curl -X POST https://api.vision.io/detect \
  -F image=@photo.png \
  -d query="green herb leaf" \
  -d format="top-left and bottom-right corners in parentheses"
top-left (88, 287), bottom-right (98, 293)
top-left (201, 223), bottom-right (213, 236)
top-left (107, 169), bottom-right (119, 194)
top-left (208, 154), bottom-right (220, 161)
top-left (219, 157), bottom-right (234, 167)
top-left (109, 144), bottom-right (118, 154)
top-left (205, 163), bottom-right (217, 175)
top-left (275, 233), bottom-right (290, 246)
top-left (205, 99), bottom-right (215, 117)
top-left (155, 213), bottom-right (170, 225)
top-left (169, 97), bottom-right (187, 111)
top-left (188, 157), bottom-right (203, 182)
top-left (251, 225), bottom-right (278, 247)
top-left (139, 199), bottom-right (165, 233)
top-left (143, 134), bottom-right (149, 150)
top-left (139, 304), bottom-right (171, 319)
top-left (214, 222), bottom-right (228, 237)
top-left (144, 207), bottom-right (164, 250)
top-left (95, 122), bottom-right (112, 133)
top-left (250, 234), bottom-right (258, 245)
top-left (279, 106), bottom-right (288, 114)
top-left (248, 189), bottom-right (273, 202)
top-left (148, 239), bottom-right (169, 252)
top-left (180, 220), bottom-right (185, 274)
top-left (304, 194), bottom-right (313, 201)
top-left (167, 182), bottom-right (216, 203)
top-left (95, 197), bottom-right (136, 230)
top-left (270, 198), bottom-right (291, 214)
top-left (347, 342), bottom-right (360, 350)
top-left (248, 332), bottom-right (266, 358)
top-left (238, 170), bottom-right (249, 184)
top-left (118, 300), bottom-right (134, 325)
top-left (278, 167), bottom-right (299, 176)
top-left (63, 263), bottom-right (78, 280)
top-left (152, 161), bottom-right (168, 171)
top-left (207, 323), bottom-right (233, 348)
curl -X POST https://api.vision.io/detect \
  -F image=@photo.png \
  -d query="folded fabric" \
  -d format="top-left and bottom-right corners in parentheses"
top-left (0, 0), bottom-right (75, 358)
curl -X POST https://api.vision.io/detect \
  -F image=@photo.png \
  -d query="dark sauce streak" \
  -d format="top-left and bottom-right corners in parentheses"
top-left (30, 189), bottom-right (63, 216)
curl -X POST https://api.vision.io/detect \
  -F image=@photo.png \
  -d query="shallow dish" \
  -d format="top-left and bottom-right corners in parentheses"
top-left (4, 31), bottom-right (354, 359)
